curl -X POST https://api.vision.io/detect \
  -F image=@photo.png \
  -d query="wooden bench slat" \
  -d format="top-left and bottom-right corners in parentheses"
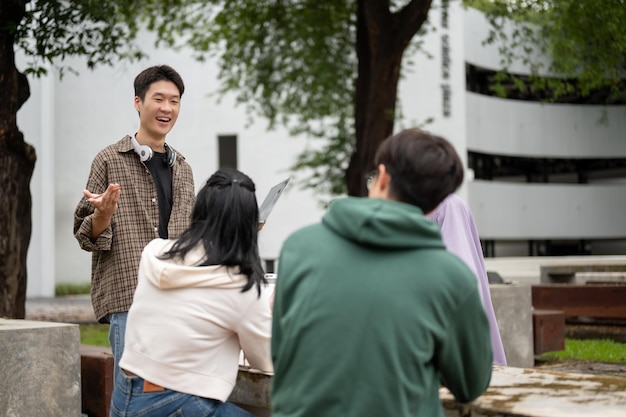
top-left (532, 309), bottom-right (565, 354)
top-left (531, 284), bottom-right (626, 319)
top-left (81, 344), bottom-right (114, 417)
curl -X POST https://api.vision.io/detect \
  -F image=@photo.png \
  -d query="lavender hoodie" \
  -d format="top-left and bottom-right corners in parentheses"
top-left (428, 194), bottom-right (507, 366)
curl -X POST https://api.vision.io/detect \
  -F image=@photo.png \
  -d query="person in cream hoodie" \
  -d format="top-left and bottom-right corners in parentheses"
top-left (111, 168), bottom-right (273, 417)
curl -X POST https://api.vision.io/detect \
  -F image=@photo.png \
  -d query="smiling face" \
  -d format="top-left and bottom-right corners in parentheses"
top-left (134, 80), bottom-right (181, 144)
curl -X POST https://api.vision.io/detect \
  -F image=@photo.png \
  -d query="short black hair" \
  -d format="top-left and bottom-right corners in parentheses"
top-left (374, 128), bottom-right (464, 213)
top-left (134, 65), bottom-right (185, 101)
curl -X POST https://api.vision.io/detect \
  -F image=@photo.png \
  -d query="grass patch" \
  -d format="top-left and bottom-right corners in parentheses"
top-left (80, 323), bottom-right (110, 347)
top-left (78, 329), bottom-right (626, 363)
top-left (540, 338), bottom-right (626, 363)
top-left (55, 283), bottom-right (91, 296)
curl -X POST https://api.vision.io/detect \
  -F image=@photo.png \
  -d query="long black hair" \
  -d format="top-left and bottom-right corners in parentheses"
top-left (159, 168), bottom-right (266, 295)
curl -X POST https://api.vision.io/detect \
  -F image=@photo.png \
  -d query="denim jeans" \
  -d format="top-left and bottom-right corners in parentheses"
top-left (110, 369), bottom-right (257, 417)
top-left (107, 312), bottom-right (128, 384)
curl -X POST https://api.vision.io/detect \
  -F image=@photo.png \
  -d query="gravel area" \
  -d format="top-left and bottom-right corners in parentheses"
top-left (535, 359), bottom-right (626, 379)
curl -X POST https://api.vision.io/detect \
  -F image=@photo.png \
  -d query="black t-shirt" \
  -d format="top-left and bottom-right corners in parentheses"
top-left (145, 151), bottom-right (173, 239)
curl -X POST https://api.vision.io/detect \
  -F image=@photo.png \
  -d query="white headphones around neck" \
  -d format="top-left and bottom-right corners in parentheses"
top-left (131, 136), bottom-right (176, 167)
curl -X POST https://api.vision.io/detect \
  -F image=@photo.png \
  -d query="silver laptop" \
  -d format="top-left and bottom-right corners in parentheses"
top-left (258, 177), bottom-right (291, 224)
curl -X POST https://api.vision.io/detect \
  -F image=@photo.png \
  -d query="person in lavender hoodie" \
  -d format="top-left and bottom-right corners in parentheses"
top-left (427, 193), bottom-right (507, 366)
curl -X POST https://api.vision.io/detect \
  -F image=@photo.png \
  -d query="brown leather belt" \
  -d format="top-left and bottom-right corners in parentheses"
top-left (122, 369), bottom-right (165, 392)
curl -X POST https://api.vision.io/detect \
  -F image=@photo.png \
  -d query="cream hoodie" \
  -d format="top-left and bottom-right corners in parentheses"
top-left (120, 238), bottom-right (273, 402)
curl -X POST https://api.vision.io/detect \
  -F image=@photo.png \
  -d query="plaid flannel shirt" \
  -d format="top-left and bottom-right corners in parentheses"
top-left (74, 135), bottom-right (195, 321)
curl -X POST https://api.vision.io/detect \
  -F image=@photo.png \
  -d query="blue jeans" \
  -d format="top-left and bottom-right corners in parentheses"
top-left (108, 312), bottom-right (128, 384)
top-left (110, 369), bottom-right (256, 417)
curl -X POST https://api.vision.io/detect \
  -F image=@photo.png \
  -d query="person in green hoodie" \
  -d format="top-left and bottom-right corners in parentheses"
top-left (271, 128), bottom-right (493, 417)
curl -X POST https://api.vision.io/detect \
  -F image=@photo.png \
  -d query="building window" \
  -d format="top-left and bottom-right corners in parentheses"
top-left (218, 135), bottom-right (238, 169)
top-left (264, 259), bottom-right (275, 274)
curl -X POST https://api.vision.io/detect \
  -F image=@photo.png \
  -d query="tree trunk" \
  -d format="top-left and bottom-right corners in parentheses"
top-left (0, 0), bottom-right (35, 319)
top-left (348, 0), bottom-right (432, 196)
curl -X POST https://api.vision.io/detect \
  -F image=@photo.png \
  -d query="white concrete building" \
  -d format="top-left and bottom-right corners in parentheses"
top-left (18, 2), bottom-right (626, 297)
top-left (462, 8), bottom-right (626, 257)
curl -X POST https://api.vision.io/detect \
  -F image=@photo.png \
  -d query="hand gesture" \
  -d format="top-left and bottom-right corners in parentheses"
top-left (83, 183), bottom-right (121, 218)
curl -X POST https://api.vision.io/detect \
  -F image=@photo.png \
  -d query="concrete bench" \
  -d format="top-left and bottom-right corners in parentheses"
top-left (230, 366), bottom-right (626, 417)
top-left (0, 319), bottom-right (82, 417)
top-left (541, 263), bottom-right (626, 284)
top-left (532, 284), bottom-right (626, 319)
top-left (489, 284), bottom-right (534, 368)
top-left (442, 365), bottom-right (626, 416)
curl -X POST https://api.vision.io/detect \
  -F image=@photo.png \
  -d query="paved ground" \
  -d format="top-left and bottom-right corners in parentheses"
top-left (25, 295), bottom-right (97, 323)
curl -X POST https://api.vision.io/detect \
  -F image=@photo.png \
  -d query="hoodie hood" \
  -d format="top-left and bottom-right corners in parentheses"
top-left (322, 197), bottom-right (445, 250)
top-left (140, 239), bottom-right (248, 290)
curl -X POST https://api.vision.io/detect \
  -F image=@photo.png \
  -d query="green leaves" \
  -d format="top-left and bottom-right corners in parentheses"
top-left (15, 0), bottom-right (147, 76)
top-left (465, 0), bottom-right (626, 103)
top-left (11, 1), bottom-right (441, 200)
top-left (291, 116), bottom-right (355, 202)
top-left (11, 0), bottom-right (359, 199)
top-left (162, 1), bottom-right (358, 198)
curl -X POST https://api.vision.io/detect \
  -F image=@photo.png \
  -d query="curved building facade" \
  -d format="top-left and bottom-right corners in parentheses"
top-left (463, 7), bottom-right (626, 256)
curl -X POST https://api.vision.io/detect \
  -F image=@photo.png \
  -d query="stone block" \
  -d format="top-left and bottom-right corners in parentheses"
top-left (442, 366), bottom-right (626, 416)
top-left (230, 368), bottom-right (273, 417)
top-left (0, 319), bottom-right (81, 417)
top-left (234, 366), bottom-right (626, 417)
top-left (489, 283), bottom-right (534, 368)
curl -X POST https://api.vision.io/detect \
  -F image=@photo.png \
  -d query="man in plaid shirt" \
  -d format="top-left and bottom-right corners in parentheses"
top-left (74, 65), bottom-right (195, 381)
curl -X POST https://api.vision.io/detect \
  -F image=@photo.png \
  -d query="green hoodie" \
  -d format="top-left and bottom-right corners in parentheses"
top-left (271, 197), bottom-right (492, 417)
